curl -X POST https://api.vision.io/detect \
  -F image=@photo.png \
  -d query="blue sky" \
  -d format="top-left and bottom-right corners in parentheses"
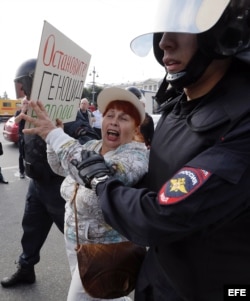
top-left (0, 0), bottom-right (164, 99)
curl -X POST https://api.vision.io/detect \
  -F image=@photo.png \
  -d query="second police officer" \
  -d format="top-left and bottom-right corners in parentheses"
top-left (1, 59), bottom-right (66, 288)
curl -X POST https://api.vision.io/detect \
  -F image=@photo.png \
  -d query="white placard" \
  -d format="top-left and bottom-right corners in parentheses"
top-left (27, 21), bottom-right (91, 127)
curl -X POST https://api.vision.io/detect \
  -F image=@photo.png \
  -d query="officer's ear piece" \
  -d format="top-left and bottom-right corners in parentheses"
top-left (198, 7), bottom-right (250, 57)
top-left (217, 10), bottom-right (250, 55)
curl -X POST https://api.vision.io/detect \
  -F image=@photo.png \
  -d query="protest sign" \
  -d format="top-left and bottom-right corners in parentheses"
top-left (27, 20), bottom-right (91, 128)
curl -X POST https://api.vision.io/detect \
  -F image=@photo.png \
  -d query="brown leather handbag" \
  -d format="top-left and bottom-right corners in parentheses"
top-left (72, 183), bottom-right (146, 299)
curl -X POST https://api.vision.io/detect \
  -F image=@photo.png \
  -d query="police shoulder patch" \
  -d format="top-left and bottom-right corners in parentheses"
top-left (158, 167), bottom-right (211, 205)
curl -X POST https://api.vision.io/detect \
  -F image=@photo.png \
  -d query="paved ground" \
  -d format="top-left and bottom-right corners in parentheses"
top-left (0, 170), bottom-right (71, 301)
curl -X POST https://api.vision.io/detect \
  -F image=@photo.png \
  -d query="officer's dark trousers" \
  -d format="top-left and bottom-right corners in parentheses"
top-left (19, 178), bottom-right (65, 267)
top-left (135, 250), bottom-right (184, 301)
top-left (18, 138), bottom-right (25, 175)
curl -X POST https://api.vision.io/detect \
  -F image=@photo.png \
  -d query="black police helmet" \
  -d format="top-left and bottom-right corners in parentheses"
top-left (126, 86), bottom-right (143, 99)
top-left (14, 58), bottom-right (36, 99)
top-left (132, 0), bottom-right (250, 89)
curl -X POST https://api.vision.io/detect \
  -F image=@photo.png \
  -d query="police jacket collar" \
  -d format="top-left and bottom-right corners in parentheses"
top-left (170, 59), bottom-right (250, 133)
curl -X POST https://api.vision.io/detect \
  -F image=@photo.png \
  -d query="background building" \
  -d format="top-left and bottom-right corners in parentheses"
top-left (108, 78), bottom-right (162, 114)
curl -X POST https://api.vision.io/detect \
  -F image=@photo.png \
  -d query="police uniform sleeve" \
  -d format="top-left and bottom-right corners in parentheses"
top-left (97, 119), bottom-right (250, 246)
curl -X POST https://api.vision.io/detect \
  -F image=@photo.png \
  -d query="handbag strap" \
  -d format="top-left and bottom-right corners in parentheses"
top-left (71, 183), bottom-right (80, 249)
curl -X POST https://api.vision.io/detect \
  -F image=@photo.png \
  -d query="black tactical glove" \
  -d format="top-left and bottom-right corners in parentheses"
top-left (71, 150), bottom-right (112, 188)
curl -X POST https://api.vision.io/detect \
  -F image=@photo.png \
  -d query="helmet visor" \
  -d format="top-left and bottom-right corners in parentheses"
top-left (15, 81), bottom-right (26, 99)
top-left (131, 0), bottom-right (230, 57)
top-left (14, 76), bottom-right (33, 100)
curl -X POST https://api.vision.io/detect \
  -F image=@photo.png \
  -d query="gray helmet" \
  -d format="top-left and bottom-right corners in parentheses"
top-left (131, 0), bottom-right (250, 89)
top-left (14, 58), bottom-right (36, 99)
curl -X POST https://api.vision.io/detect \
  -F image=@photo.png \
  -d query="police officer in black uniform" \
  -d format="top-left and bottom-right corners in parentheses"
top-left (64, 98), bottom-right (100, 145)
top-left (64, 1), bottom-right (250, 300)
top-left (1, 59), bottom-right (66, 288)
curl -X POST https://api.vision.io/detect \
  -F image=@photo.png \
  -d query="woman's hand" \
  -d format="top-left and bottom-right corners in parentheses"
top-left (21, 100), bottom-right (57, 140)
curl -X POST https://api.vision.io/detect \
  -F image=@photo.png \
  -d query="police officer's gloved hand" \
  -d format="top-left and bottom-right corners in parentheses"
top-left (71, 150), bottom-right (113, 189)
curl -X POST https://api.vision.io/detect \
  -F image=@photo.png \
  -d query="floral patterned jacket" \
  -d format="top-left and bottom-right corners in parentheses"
top-left (46, 128), bottom-right (149, 245)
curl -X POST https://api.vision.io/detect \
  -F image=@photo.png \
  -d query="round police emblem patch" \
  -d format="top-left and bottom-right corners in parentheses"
top-left (158, 167), bottom-right (211, 205)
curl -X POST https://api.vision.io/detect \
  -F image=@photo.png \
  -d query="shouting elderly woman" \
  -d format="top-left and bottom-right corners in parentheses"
top-left (20, 87), bottom-right (149, 301)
